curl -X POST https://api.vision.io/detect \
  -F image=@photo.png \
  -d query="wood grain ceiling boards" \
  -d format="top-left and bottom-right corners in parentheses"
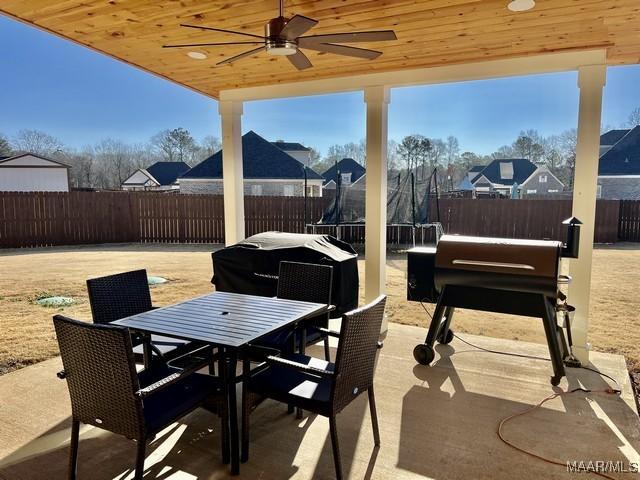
top-left (1, 0), bottom-right (639, 99)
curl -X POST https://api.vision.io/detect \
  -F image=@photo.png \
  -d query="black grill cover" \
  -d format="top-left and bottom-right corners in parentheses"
top-left (212, 232), bottom-right (359, 316)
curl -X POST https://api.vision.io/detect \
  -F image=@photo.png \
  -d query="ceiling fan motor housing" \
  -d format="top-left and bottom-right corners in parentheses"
top-left (265, 16), bottom-right (297, 55)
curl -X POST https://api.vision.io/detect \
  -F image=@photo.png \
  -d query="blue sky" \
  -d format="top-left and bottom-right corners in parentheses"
top-left (1, 15), bottom-right (639, 157)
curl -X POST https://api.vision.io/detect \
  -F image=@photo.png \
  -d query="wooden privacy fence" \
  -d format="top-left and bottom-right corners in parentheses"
top-left (619, 200), bottom-right (640, 242)
top-left (0, 192), bottom-right (328, 248)
top-left (0, 191), bottom-right (635, 249)
top-left (432, 198), bottom-right (621, 244)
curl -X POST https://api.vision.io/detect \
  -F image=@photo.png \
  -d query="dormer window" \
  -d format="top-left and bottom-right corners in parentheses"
top-left (499, 162), bottom-right (514, 180)
top-left (539, 174), bottom-right (548, 183)
top-left (341, 173), bottom-right (352, 185)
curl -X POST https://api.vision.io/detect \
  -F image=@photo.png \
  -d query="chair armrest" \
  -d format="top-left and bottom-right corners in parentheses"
top-left (137, 347), bottom-right (213, 398)
top-left (135, 371), bottom-right (185, 398)
top-left (266, 355), bottom-right (334, 378)
top-left (313, 326), bottom-right (341, 338)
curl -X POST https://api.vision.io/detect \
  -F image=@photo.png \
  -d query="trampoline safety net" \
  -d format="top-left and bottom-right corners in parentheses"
top-left (320, 169), bottom-right (441, 226)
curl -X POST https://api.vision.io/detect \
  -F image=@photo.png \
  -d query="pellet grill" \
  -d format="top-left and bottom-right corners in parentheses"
top-left (408, 217), bottom-right (582, 385)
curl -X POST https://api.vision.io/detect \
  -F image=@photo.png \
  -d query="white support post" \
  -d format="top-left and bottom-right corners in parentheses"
top-left (364, 86), bottom-right (390, 330)
top-left (219, 100), bottom-right (245, 246)
top-left (569, 64), bottom-right (606, 364)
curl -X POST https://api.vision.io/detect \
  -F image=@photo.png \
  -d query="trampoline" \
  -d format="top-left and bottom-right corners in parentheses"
top-left (307, 164), bottom-right (444, 247)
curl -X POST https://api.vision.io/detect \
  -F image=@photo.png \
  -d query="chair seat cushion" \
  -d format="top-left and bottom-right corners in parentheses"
top-left (132, 335), bottom-right (196, 357)
top-left (248, 355), bottom-right (335, 416)
top-left (139, 366), bottom-right (222, 434)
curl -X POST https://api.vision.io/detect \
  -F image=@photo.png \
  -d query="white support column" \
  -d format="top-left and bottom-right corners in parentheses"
top-left (569, 64), bottom-right (606, 364)
top-left (364, 86), bottom-right (390, 328)
top-left (219, 100), bottom-right (245, 246)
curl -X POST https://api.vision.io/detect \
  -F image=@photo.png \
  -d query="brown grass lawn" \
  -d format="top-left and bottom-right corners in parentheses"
top-left (1, 243), bottom-right (639, 375)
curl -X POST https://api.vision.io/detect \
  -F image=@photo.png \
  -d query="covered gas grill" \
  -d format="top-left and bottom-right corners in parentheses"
top-left (408, 217), bottom-right (582, 385)
top-left (212, 231), bottom-right (359, 317)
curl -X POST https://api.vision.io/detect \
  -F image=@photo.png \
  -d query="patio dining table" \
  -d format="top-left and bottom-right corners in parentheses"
top-left (114, 290), bottom-right (331, 475)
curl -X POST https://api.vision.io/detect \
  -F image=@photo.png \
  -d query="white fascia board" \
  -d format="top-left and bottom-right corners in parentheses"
top-left (220, 50), bottom-right (606, 102)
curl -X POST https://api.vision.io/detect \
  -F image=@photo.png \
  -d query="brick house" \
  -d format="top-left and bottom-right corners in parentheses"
top-left (321, 158), bottom-right (366, 190)
top-left (598, 126), bottom-right (640, 199)
top-left (179, 131), bottom-right (323, 197)
top-left (121, 161), bottom-right (190, 191)
top-left (470, 158), bottom-right (564, 197)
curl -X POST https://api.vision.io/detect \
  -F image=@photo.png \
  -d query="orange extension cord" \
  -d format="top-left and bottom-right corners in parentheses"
top-left (497, 388), bottom-right (622, 480)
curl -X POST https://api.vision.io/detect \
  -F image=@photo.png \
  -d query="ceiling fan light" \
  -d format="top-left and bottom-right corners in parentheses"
top-left (507, 0), bottom-right (535, 12)
top-left (266, 40), bottom-right (297, 56)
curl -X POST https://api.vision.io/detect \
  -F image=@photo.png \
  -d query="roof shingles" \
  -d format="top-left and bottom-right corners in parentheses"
top-left (599, 126), bottom-right (640, 175)
top-left (321, 158), bottom-right (366, 185)
top-left (181, 131), bottom-right (322, 180)
top-left (471, 159), bottom-right (537, 185)
top-left (145, 161), bottom-right (191, 185)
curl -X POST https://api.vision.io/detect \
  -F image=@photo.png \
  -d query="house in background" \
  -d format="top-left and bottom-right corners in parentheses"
top-left (179, 131), bottom-right (323, 197)
top-left (121, 161), bottom-right (190, 192)
top-left (470, 158), bottom-right (564, 197)
top-left (271, 140), bottom-right (312, 167)
top-left (322, 158), bottom-right (366, 190)
top-left (0, 153), bottom-right (70, 192)
top-left (598, 126), bottom-right (640, 199)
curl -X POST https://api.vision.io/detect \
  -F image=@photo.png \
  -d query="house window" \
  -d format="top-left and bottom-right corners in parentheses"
top-left (597, 184), bottom-right (602, 199)
top-left (549, 189), bottom-right (559, 193)
top-left (283, 185), bottom-right (295, 197)
top-left (499, 162), bottom-right (514, 180)
top-left (526, 189), bottom-right (537, 194)
top-left (341, 173), bottom-right (352, 185)
top-left (539, 174), bottom-right (548, 183)
top-left (306, 185), bottom-right (314, 197)
top-left (251, 184), bottom-right (262, 196)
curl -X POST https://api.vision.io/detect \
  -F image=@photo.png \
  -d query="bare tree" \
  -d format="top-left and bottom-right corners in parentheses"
top-left (12, 129), bottom-right (64, 156)
top-left (0, 134), bottom-right (11, 157)
top-left (425, 138), bottom-right (445, 172)
top-left (324, 140), bottom-right (366, 166)
top-left (560, 128), bottom-right (578, 188)
top-left (90, 139), bottom-right (137, 189)
top-left (626, 107), bottom-right (640, 127)
top-left (445, 136), bottom-right (460, 165)
top-left (491, 144), bottom-right (516, 159)
top-left (542, 134), bottom-right (563, 171)
top-left (199, 135), bottom-right (222, 159)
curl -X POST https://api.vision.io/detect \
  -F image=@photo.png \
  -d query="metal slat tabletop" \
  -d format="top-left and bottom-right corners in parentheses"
top-left (113, 291), bottom-right (328, 348)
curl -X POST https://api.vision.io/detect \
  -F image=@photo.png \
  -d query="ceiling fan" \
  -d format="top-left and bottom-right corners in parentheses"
top-left (163, 0), bottom-right (397, 70)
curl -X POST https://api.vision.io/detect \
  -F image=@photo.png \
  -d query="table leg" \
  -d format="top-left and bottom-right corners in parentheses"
top-left (142, 333), bottom-right (152, 369)
top-left (220, 347), bottom-right (230, 465)
top-left (227, 350), bottom-right (240, 475)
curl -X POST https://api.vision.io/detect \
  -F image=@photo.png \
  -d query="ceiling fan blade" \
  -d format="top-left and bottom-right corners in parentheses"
top-left (301, 43), bottom-right (382, 60)
top-left (180, 24), bottom-right (265, 40)
top-left (217, 46), bottom-right (266, 66)
top-left (163, 41), bottom-right (264, 48)
top-left (287, 50), bottom-right (313, 70)
top-left (279, 15), bottom-right (318, 40)
top-left (299, 30), bottom-right (397, 45)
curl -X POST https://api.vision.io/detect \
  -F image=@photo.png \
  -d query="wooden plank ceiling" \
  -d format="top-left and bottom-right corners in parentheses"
top-left (1, 0), bottom-right (639, 99)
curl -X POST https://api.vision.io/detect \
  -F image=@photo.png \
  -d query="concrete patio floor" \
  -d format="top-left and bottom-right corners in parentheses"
top-left (0, 322), bottom-right (639, 479)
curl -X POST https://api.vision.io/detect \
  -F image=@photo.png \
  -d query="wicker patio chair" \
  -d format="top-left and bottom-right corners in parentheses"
top-left (53, 314), bottom-right (227, 480)
top-left (241, 295), bottom-right (386, 480)
top-left (251, 261), bottom-right (333, 360)
top-left (86, 269), bottom-right (199, 365)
